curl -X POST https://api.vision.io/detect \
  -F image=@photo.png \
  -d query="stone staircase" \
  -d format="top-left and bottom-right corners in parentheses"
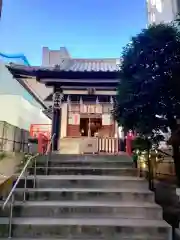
top-left (0, 154), bottom-right (172, 239)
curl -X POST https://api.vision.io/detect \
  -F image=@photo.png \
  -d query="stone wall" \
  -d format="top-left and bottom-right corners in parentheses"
top-left (0, 121), bottom-right (29, 152)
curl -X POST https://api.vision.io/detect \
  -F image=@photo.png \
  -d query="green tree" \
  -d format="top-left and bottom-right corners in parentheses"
top-left (175, 13), bottom-right (180, 27)
top-left (114, 23), bottom-right (180, 185)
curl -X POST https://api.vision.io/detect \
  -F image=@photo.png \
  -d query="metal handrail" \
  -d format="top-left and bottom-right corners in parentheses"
top-left (2, 133), bottom-right (55, 210)
top-left (156, 148), bottom-right (173, 157)
top-left (2, 153), bottom-right (39, 209)
top-left (45, 133), bottom-right (55, 175)
top-left (46, 133), bottom-right (56, 154)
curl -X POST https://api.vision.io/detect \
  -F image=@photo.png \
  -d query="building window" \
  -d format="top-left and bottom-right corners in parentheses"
top-left (155, 0), bottom-right (162, 12)
top-left (151, 12), bottom-right (156, 22)
top-left (151, 0), bottom-right (156, 6)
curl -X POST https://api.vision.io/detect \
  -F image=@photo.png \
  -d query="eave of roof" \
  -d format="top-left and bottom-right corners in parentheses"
top-left (6, 62), bottom-right (119, 106)
top-left (51, 85), bottom-right (117, 91)
top-left (16, 77), bottom-right (47, 109)
top-left (45, 79), bottom-right (118, 89)
top-left (6, 61), bottom-right (120, 80)
top-left (6, 64), bottom-right (120, 92)
top-left (6, 65), bottom-right (47, 109)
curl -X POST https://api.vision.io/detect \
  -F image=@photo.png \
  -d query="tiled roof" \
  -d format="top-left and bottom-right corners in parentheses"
top-left (7, 58), bottom-right (120, 74)
top-left (56, 58), bottom-right (120, 72)
top-left (43, 46), bottom-right (121, 72)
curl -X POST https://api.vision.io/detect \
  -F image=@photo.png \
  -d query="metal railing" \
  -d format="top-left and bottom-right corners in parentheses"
top-left (0, 137), bottom-right (29, 153)
top-left (140, 149), bottom-right (176, 239)
top-left (2, 133), bottom-right (55, 238)
top-left (45, 133), bottom-right (56, 175)
top-left (138, 149), bottom-right (175, 189)
top-left (0, 121), bottom-right (29, 153)
top-left (2, 153), bottom-right (39, 210)
top-left (150, 149), bottom-right (174, 184)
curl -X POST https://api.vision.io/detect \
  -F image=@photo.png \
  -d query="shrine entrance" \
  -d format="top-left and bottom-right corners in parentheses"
top-left (80, 116), bottom-right (102, 137)
top-left (80, 118), bottom-right (88, 136)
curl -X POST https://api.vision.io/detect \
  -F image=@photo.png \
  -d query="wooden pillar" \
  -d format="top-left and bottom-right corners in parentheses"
top-left (51, 88), bottom-right (63, 151)
top-left (51, 108), bottom-right (61, 151)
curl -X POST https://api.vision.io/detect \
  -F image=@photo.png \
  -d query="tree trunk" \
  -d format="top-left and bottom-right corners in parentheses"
top-left (172, 144), bottom-right (180, 187)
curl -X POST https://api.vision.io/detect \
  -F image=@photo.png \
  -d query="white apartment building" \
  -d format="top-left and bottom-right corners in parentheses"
top-left (0, 61), bottom-right (51, 130)
top-left (147, 0), bottom-right (180, 24)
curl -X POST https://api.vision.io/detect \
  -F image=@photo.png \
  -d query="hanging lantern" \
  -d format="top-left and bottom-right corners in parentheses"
top-left (110, 96), bottom-right (114, 105)
top-left (110, 96), bottom-right (114, 112)
top-left (67, 95), bottom-right (71, 111)
top-left (80, 97), bottom-right (83, 112)
top-left (96, 96), bottom-right (100, 105)
top-left (80, 97), bottom-right (83, 105)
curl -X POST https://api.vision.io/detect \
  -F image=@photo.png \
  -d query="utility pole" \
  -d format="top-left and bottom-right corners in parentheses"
top-left (0, 0), bottom-right (2, 19)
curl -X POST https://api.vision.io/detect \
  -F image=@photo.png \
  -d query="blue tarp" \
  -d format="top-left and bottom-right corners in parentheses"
top-left (0, 52), bottom-right (30, 66)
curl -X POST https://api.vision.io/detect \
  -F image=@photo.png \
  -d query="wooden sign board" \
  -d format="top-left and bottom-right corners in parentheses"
top-left (80, 105), bottom-right (102, 114)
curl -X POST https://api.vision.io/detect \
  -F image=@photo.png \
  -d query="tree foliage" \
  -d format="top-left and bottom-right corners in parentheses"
top-left (114, 23), bottom-right (180, 185)
top-left (115, 23), bottom-right (180, 137)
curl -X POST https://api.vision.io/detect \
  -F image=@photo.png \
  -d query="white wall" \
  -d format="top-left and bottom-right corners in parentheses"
top-left (0, 95), bottom-right (51, 130)
top-left (0, 61), bottom-right (43, 108)
top-left (42, 47), bottom-right (70, 67)
top-left (147, 0), bottom-right (179, 25)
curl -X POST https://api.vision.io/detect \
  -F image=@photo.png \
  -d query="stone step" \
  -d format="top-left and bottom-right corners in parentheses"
top-left (37, 160), bottom-right (133, 168)
top-left (22, 166), bottom-right (137, 176)
top-left (43, 153), bottom-right (132, 162)
top-left (0, 238), bottom-right (169, 240)
top-left (17, 175), bottom-right (148, 189)
top-left (14, 187), bottom-right (155, 202)
top-left (0, 201), bottom-right (162, 219)
top-left (35, 154), bottom-right (133, 168)
top-left (0, 217), bottom-right (171, 239)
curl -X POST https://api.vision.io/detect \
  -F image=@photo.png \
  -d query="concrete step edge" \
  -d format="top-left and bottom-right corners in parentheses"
top-left (19, 175), bottom-right (145, 180)
top-left (15, 187), bottom-right (153, 193)
top-left (41, 160), bottom-right (133, 163)
top-left (0, 200), bottom-right (160, 208)
top-left (0, 217), bottom-right (170, 227)
top-left (0, 238), bottom-right (168, 240)
top-left (19, 167), bottom-right (136, 170)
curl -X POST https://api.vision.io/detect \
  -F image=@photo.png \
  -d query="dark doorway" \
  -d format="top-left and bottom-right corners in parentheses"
top-left (80, 118), bottom-right (89, 136)
top-left (80, 117), bottom-right (102, 137)
top-left (90, 118), bottom-right (102, 137)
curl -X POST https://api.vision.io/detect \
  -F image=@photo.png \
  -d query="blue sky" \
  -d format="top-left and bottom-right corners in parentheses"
top-left (0, 0), bottom-right (147, 65)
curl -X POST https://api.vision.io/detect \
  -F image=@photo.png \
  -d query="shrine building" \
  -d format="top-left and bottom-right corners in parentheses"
top-left (7, 47), bottom-right (122, 152)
